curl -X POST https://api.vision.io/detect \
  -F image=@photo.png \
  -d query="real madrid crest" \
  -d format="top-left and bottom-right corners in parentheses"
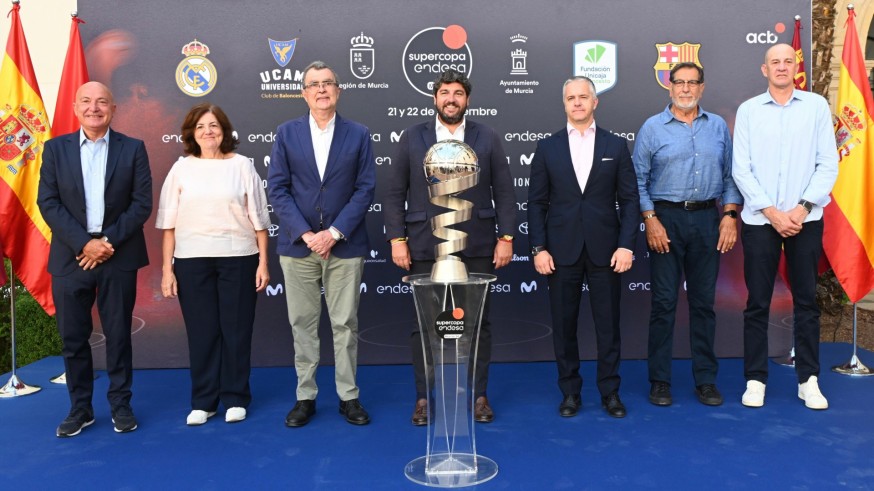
top-left (176, 39), bottom-right (217, 97)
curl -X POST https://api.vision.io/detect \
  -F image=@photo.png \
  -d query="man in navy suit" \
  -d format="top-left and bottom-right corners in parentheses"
top-left (528, 76), bottom-right (639, 418)
top-left (38, 81), bottom-right (152, 437)
top-left (268, 61), bottom-right (375, 427)
top-left (383, 69), bottom-right (516, 425)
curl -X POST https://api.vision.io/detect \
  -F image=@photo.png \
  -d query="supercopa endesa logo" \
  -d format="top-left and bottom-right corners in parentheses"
top-left (402, 25), bottom-right (473, 97)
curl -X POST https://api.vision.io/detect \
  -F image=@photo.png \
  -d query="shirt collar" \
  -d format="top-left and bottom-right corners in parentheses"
top-left (435, 116), bottom-right (466, 136)
top-left (760, 88), bottom-right (805, 106)
top-left (309, 113), bottom-right (336, 133)
top-left (79, 128), bottom-right (111, 146)
top-left (567, 121), bottom-right (596, 137)
top-left (660, 104), bottom-right (709, 124)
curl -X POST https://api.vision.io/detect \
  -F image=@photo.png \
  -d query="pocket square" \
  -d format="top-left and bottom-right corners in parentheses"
top-left (602, 157), bottom-right (614, 161)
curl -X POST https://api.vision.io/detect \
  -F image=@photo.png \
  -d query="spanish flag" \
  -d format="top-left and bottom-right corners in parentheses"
top-left (825, 5), bottom-right (874, 303)
top-left (0, 2), bottom-right (54, 314)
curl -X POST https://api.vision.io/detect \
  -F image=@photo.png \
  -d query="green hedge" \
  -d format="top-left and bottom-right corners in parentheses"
top-left (1, 262), bottom-right (61, 373)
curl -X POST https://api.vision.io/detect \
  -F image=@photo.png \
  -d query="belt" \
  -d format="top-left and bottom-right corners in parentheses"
top-left (654, 199), bottom-right (716, 211)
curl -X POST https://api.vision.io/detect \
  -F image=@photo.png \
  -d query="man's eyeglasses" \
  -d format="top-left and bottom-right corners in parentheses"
top-left (304, 80), bottom-right (338, 91)
top-left (670, 79), bottom-right (703, 87)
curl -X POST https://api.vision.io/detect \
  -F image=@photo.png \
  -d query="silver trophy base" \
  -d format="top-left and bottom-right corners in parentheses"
top-left (431, 256), bottom-right (469, 283)
top-left (832, 355), bottom-right (874, 376)
top-left (0, 374), bottom-right (42, 398)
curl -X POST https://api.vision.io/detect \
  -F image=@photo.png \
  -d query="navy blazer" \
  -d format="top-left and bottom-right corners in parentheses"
top-left (528, 126), bottom-right (639, 267)
top-left (37, 129), bottom-right (152, 276)
top-left (267, 112), bottom-right (375, 258)
top-left (383, 119), bottom-right (516, 261)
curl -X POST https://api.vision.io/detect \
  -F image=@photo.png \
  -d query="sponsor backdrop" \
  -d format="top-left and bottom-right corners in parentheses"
top-left (80, 0), bottom-right (809, 368)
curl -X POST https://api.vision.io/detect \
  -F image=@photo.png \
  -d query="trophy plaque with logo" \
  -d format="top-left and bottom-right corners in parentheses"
top-left (403, 140), bottom-right (498, 487)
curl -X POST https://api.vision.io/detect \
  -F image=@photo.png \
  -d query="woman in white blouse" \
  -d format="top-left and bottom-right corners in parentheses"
top-left (156, 103), bottom-right (271, 425)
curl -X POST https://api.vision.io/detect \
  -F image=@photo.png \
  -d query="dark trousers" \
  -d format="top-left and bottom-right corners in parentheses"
top-left (175, 254), bottom-right (259, 410)
top-left (410, 255), bottom-right (494, 399)
top-left (741, 220), bottom-right (823, 384)
top-left (52, 264), bottom-right (137, 411)
top-left (648, 205), bottom-right (720, 386)
top-left (548, 246), bottom-right (621, 397)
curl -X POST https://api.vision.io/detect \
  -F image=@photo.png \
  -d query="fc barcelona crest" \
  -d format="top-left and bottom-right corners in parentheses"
top-left (653, 42), bottom-right (701, 90)
top-left (269, 38), bottom-right (297, 68)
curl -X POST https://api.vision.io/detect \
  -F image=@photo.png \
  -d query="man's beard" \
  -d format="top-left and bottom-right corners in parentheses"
top-left (437, 103), bottom-right (466, 125)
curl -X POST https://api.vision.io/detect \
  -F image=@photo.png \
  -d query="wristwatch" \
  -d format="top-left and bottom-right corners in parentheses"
top-left (531, 246), bottom-right (545, 256)
top-left (798, 200), bottom-right (814, 213)
top-left (724, 210), bottom-right (738, 219)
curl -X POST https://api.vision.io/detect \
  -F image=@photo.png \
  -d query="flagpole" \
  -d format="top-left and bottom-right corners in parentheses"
top-left (0, 258), bottom-right (42, 397)
top-left (831, 303), bottom-right (873, 376)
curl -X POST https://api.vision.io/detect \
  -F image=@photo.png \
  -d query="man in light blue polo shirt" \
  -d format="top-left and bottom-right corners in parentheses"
top-left (732, 43), bottom-right (838, 410)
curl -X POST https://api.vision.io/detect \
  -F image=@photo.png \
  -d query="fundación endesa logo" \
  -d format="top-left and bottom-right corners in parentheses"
top-left (176, 39), bottom-right (217, 97)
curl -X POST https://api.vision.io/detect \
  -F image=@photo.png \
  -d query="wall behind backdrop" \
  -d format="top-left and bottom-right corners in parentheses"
top-left (69, 0), bottom-right (809, 368)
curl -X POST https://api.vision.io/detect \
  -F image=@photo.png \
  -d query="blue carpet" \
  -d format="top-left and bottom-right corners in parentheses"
top-left (2, 344), bottom-right (873, 490)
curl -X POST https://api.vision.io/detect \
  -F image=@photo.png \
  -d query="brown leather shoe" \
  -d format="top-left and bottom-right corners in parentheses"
top-left (474, 396), bottom-right (494, 423)
top-left (411, 398), bottom-right (428, 426)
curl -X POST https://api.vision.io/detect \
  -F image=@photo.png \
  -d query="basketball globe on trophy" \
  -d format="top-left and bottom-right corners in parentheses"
top-left (423, 139), bottom-right (479, 282)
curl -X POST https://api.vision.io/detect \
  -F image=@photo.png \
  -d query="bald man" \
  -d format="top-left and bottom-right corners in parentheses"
top-left (38, 82), bottom-right (153, 436)
top-left (731, 44), bottom-right (837, 410)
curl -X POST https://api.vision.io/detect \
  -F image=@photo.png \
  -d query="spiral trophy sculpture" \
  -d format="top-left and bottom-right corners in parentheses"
top-left (423, 140), bottom-right (479, 282)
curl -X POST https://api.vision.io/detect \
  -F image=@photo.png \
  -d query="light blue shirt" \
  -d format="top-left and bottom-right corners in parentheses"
top-left (633, 104), bottom-right (741, 212)
top-left (79, 129), bottom-right (109, 233)
top-left (732, 89), bottom-right (838, 225)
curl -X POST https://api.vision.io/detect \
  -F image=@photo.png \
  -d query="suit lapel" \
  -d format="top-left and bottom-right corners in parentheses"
top-left (556, 130), bottom-right (583, 197)
top-left (324, 114), bottom-right (348, 181)
top-left (421, 119), bottom-right (437, 150)
top-left (104, 129), bottom-right (121, 187)
top-left (294, 115), bottom-right (319, 180)
top-left (463, 121), bottom-right (478, 148)
top-left (65, 133), bottom-right (87, 202)
top-left (584, 129), bottom-right (607, 196)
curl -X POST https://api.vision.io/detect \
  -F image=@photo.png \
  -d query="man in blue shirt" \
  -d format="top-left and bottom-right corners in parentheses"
top-left (634, 62), bottom-right (742, 408)
top-left (732, 44), bottom-right (838, 410)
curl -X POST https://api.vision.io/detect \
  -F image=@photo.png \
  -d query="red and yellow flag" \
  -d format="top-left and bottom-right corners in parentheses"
top-left (791, 16), bottom-right (807, 91)
top-left (825, 6), bottom-right (874, 303)
top-left (52, 13), bottom-right (89, 136)
top-left (0, 2), bottom-right (54, 314)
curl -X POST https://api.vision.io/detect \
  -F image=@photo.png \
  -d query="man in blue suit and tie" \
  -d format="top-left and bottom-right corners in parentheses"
top-left (268, 61), bottom-right (376, 427)
top-left (384, 69), bottom-right (516, 425)
top-left (38, 81), bottom-right (152, 437)
top-left (528, 76), bottom-right (639, 418)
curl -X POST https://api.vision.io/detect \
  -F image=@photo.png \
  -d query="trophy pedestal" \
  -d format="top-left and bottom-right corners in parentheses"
top-left (403, 273), bottom-right (498, 488)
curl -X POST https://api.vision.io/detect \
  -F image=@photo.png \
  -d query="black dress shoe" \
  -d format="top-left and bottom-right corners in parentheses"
top-left (56, 407), bottom-right (95, 438)
top-left (696, 384), bottom-right (724, 406)
top-left (339, 399), bottom-right (370, 425)
top-left (411, 398), bottom-right (428, 426)
top-left (601, 392), bottom-right (627, 418)
top-left (285, 400), bottom-right (316, 427)
top-left (559, 394), bottom-right (581, 417)
top-left (649, 381), bottom-right (672, 406)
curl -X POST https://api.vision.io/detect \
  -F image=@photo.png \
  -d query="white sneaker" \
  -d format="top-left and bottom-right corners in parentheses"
top-left (798, 376), bottom-right (829, 410)
top-left (225, 407), bottom-right (247, 423)
top-left (186, 410), bottom-right (216, 426)
top-left (742, 380), bottom-right (766, 407)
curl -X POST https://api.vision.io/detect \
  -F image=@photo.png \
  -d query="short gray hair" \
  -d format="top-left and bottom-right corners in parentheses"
top-left (302, 60), bottom-right (340, 84)
top-left (562, 76), bottom-right (597, 99)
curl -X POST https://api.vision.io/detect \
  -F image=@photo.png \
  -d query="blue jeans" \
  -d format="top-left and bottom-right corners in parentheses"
top-left (647, 205), bottom-right (720, 386)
